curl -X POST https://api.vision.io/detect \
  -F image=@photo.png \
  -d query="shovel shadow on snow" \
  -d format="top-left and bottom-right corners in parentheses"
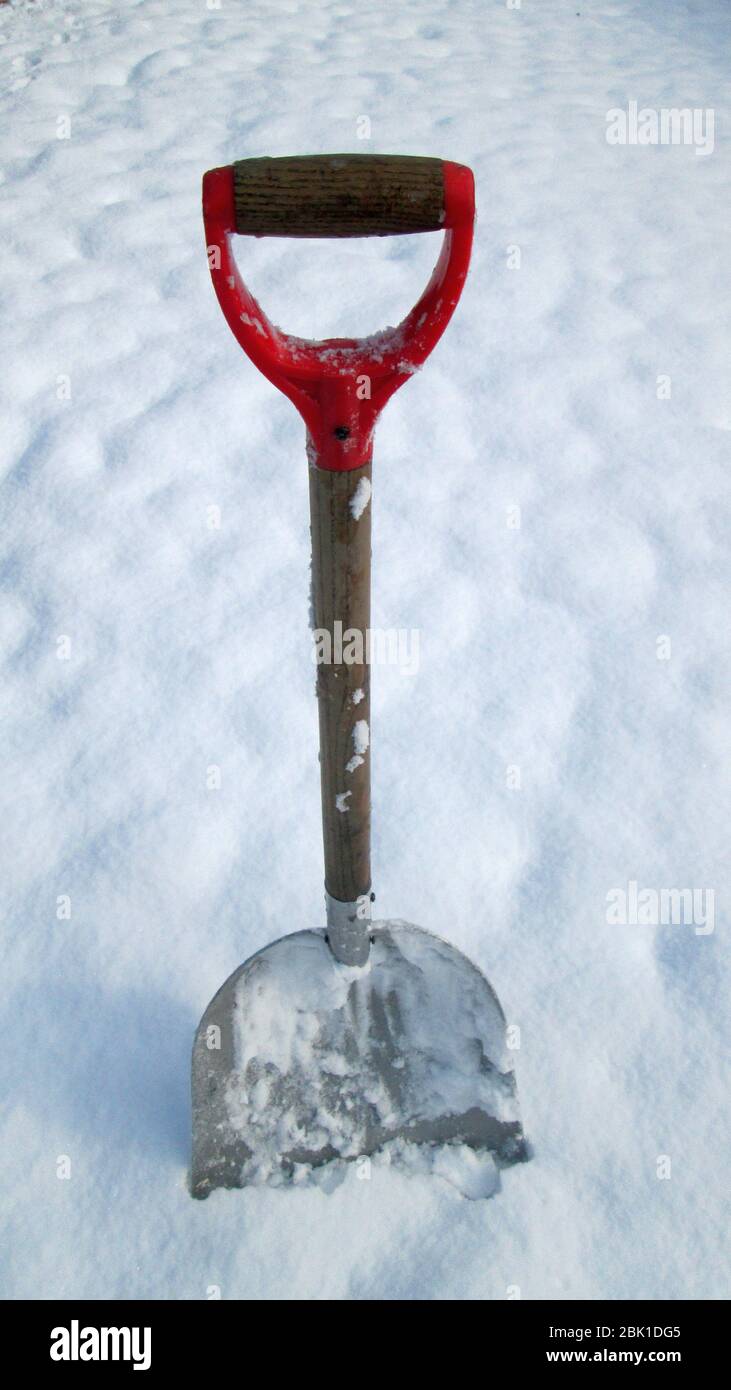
top-left (9, 981), bottom-right (194, 1168)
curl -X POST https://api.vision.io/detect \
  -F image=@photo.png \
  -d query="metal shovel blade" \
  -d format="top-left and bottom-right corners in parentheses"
top-left (191, 920), bottom-right (526, 1197)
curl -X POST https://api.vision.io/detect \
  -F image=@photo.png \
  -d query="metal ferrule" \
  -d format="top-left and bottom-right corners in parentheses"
top-left (325, 889), bottom-right (372, 966)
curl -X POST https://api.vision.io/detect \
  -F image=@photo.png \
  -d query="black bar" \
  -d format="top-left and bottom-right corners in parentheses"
top-left (3, 1298), bottom-right (725, 1375)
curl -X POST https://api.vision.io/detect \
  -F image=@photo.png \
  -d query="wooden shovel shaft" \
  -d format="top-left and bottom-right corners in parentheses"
top-left (309, 458), bottom-right (372, 905)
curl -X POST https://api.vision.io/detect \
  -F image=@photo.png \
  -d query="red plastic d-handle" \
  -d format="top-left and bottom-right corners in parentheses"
top-left (202, 161), bottom-right (474, 471)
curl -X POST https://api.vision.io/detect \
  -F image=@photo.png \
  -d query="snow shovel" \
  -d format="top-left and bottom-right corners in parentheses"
top-left (191, 155), bottom-right (527, 1196)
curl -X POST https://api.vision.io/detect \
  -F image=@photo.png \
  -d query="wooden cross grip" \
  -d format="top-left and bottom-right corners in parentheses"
top-left (232, 154), bottom-right (445, 238)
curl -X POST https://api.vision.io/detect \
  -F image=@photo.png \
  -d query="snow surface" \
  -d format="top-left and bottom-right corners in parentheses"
top-left (1, 0), bottom-right (730, 1300)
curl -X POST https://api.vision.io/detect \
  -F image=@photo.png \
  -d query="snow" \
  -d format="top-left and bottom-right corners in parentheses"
top-left (345, 718), bottom-right (369, 771)
top-left (1, 0), bottom-right (730, 1301)
top-left (349, 475), bottom-right (371, 520)
top-left (352, 719), bottom-right (369, 755)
